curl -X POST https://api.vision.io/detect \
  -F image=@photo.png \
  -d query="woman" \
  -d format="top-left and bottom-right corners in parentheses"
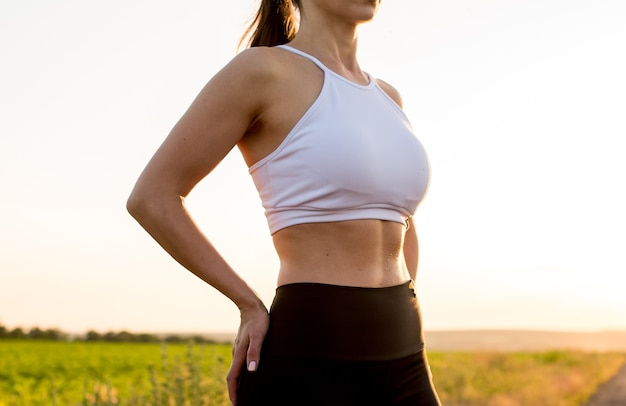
top-left (127, 0), bottom-right (441, 404)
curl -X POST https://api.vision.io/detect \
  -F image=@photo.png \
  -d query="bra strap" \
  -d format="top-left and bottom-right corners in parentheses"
top-left (276, 45), bottom-right (329, 73)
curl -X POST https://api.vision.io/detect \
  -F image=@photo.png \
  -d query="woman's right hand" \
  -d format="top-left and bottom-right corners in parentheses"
top-left (226, 303), bottom-right (270, 406)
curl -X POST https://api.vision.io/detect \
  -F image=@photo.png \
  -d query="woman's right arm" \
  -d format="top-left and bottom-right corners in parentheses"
top-left (126, 48), bottom-right (276, 404)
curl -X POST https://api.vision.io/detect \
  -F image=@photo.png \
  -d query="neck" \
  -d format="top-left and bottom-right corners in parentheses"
top-left (288, 14), bottom-right (361, 72)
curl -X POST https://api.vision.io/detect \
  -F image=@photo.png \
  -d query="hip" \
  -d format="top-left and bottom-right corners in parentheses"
top-left (262, 280), bottom-right (425, 361)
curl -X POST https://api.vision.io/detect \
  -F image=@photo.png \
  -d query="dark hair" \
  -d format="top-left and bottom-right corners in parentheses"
top-left (240, 0), bottom-right (300, 48)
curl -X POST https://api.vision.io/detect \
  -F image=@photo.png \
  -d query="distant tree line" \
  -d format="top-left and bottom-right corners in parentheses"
top-left (0, 322), bottom-right (223, 344)
top-left (0, 324), bottom-right (66, 340)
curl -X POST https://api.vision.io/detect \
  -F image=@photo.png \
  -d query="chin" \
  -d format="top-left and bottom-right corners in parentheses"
top-left (353, 7), bottom-right (378, 23)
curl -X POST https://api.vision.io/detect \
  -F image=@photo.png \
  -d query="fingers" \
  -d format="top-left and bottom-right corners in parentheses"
top-left (227, 378), bottom-right (238, 406)
top-left (228, 333), bottom-right (263, 405)
top-left (227, 340), bottom-right (247, 406)
top-left (226, 361), bottom-right (241, 405)
top-left (228, 306), bottom-right (270, 405)
top-left (246, 332), bottom-right (263, 372)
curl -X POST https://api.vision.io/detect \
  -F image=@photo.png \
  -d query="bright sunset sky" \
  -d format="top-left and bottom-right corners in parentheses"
top-left (1, 0), bottom-right (625, 334)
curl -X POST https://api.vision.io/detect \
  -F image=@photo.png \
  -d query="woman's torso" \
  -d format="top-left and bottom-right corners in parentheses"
top-left (237, 46), bottom-right (425, 288)
top-left (272, 219), bottom-right (410, 287)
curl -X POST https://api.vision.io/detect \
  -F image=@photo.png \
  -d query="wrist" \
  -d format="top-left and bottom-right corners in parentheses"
top-left (236, 295), bottom-right (267, 314)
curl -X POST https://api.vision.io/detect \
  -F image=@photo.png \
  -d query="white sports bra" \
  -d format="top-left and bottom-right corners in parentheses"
top-left (249, 45), bottom-right (430, 234)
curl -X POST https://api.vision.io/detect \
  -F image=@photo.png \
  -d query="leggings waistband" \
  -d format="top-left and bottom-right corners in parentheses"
top-left (262, 280), bottom-right (425, 361)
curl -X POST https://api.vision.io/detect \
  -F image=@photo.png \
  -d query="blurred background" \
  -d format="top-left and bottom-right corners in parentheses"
top-left (1, 0), bottom-right (625, 336)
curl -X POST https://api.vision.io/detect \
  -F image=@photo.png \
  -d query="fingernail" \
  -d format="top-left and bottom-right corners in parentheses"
top-left (248, 361), bottom-right (257, 371)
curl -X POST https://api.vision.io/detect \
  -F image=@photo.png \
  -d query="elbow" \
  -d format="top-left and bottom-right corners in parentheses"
top-left (126, 181), bottom-right (162, 224)
top-left (126, 187), bottom-right (148, 222)
top-left (126, 183), bottom-right (183, 226)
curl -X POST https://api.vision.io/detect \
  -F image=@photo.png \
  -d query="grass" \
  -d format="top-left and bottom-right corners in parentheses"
top-left (0, 341), bottom-right (624, 405)
top-left (429, 350), bottom-right (626, 406)
top-left (0, 341), bottom-right (230, 405)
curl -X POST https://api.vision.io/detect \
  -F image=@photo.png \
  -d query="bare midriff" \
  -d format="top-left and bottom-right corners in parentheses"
top-left (272, 219), bottom-right (410, 288)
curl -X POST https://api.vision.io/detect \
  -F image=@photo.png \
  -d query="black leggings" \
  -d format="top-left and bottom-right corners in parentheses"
top-left (237, 281), bottom-right (441, 405)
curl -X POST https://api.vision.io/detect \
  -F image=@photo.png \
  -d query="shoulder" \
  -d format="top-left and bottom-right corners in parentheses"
top-left (201, 46), bottom-right (293, 114)
top-left (375, 78), bottom-right (404, 109)
top-left (220, 46), bottom-right (287, 84)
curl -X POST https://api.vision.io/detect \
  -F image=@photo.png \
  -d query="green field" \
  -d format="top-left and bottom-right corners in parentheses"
top-left (0, 341), bottom-right (624, 405)
top-left (0, 341), bottom-right (231, 405)
top-left (429, 350), bottom-right (625, 405)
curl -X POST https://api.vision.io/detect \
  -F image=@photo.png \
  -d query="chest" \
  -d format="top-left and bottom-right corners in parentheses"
top-left (293, 84), bottom-right (429, 195)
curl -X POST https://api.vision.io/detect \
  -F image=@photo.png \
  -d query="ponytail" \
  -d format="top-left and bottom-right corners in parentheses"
top-left (240, 0), bottom-right (300, 49)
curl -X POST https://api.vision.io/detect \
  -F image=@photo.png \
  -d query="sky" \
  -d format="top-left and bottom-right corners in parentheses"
top-left (1, 0), bottom-right (625, 335)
